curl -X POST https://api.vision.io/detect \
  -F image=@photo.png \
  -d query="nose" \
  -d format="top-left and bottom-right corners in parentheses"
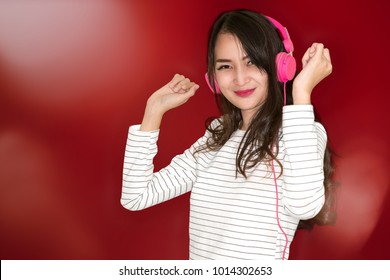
top-left (233, 67), bottom-right (250, 86)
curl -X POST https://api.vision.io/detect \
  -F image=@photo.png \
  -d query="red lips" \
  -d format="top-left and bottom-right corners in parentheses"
top-left (234, 88), bottom-right (255, 97)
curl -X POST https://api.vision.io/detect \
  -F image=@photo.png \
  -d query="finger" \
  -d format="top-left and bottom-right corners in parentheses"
top-left (308, 44), bottom-right (316, 56)
top-left (181, 81), bottom-right (196, 91)
top-left (170, 74), bottom-right (196, 93)
top-left (322, 48), bottom-right (333, 75)
top-left (176, 82), bottom-right (196, 94)
top-left (168, 73), bottom-right (185, 89)
top-left (323, 48), bottom-right (331, 63)
top-left (186, 83), bottom-right (200, 95)
top-left (173, 78), bottom-right (191, 93)
top-left (176, 83), bottom-right (200, 106)
top-left (302, 47), bottom-right (312, 68)
top-left (304, 42), bottom-right (319, 61)
top-left (181, 83), bottom-right (200, 99)
top-left (312, 43), bottom-right (324, 60)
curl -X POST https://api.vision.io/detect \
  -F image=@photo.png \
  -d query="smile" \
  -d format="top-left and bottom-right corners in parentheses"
top-left (234, 88), bottom-right (255, 97)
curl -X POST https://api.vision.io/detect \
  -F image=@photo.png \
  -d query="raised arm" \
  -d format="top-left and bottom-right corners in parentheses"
top-left (280, 43), bottom-right (332, 219)
top-left (121, 74), bottom-right (201, 210)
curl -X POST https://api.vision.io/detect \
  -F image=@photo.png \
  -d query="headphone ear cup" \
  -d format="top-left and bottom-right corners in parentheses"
top-left (204, 73), bottom-right (221, 94)
top-left (275, 52), bottom-right (296, 82)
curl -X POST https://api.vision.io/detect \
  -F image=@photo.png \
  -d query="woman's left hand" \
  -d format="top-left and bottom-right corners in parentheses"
top-left (292, 43), bottom-right (332, 104)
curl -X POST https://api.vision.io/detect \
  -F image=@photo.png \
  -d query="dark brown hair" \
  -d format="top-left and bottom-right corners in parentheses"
top-left (198, 10), bottom-right (336, 229)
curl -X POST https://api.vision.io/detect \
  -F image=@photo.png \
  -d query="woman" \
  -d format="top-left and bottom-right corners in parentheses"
top-left (121, 10), bottom-right (334, 260)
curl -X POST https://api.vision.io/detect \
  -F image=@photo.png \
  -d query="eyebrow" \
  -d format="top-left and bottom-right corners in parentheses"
top-left (215, 55), bottom-right (249, 63)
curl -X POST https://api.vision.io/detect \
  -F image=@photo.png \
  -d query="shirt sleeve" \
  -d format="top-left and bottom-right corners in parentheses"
top-left (280, 105), bottom-right (327, 220)
top-left (121, 124), bottom-right (209, 211)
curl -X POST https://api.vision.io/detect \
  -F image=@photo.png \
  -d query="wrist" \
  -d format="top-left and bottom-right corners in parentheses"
top-left (292, 85), bottom-right (312, 105)
top-left (140, 104), bottom-right (164, 131)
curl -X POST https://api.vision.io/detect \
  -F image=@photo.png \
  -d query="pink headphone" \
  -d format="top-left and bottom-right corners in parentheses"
top-left (205, 15), bottom-right (296, 94)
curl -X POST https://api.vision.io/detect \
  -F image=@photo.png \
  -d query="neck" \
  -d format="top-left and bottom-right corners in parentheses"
top-left (240, 110), bottom-right (255, 131)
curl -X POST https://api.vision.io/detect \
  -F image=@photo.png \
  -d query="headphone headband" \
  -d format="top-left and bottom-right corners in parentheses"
top-left (265, 16), bottom-right (294, 53)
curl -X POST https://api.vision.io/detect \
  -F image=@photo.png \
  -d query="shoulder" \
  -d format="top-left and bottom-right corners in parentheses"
top-left (206, 116), bottom-right (223, 130)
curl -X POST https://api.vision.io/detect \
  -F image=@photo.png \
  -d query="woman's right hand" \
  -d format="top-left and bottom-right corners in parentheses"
top-left (147, 74), bottom-right (199, 114)
top-left (140, 74), bottom-right (200, 131)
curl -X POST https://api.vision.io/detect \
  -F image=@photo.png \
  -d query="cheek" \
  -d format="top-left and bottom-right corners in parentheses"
top-left (215, 73), bottom-right (227, 89)
top-left (254, 69), bottom-right (269, 85)
top-left (215, 72), bottom-right (232, 90)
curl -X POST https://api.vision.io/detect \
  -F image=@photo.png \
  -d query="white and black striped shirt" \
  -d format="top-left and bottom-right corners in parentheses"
top-left (122, 105), bottom-right (326, 260)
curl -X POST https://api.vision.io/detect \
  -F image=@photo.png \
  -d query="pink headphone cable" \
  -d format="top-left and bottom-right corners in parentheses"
top-left (271, 146), bottom-right (288, 260)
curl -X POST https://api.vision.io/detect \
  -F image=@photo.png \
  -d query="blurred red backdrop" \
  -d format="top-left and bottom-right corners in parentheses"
top-left (0, 0), bottom-right (389, 259)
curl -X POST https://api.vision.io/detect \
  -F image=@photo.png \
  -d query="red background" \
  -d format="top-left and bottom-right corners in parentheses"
top-left (0, 0), bottom-right (389, 259)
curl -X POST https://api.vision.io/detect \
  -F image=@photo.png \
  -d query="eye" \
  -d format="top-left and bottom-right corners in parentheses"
top-left (216, 64), bottom-right (231, 71)
top-left (247, 60), bottom-right (254, 66)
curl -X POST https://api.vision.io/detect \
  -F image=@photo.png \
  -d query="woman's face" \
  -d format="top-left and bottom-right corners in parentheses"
top-left (214, 33), bottom-right (268, 128)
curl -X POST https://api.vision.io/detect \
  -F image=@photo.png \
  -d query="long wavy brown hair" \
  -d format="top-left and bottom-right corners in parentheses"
top-left (197, 10), bottom-right (336, 229)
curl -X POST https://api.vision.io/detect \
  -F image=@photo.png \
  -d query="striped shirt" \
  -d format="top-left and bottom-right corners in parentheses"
top-left (121, 105), bottom-right (326, 260)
